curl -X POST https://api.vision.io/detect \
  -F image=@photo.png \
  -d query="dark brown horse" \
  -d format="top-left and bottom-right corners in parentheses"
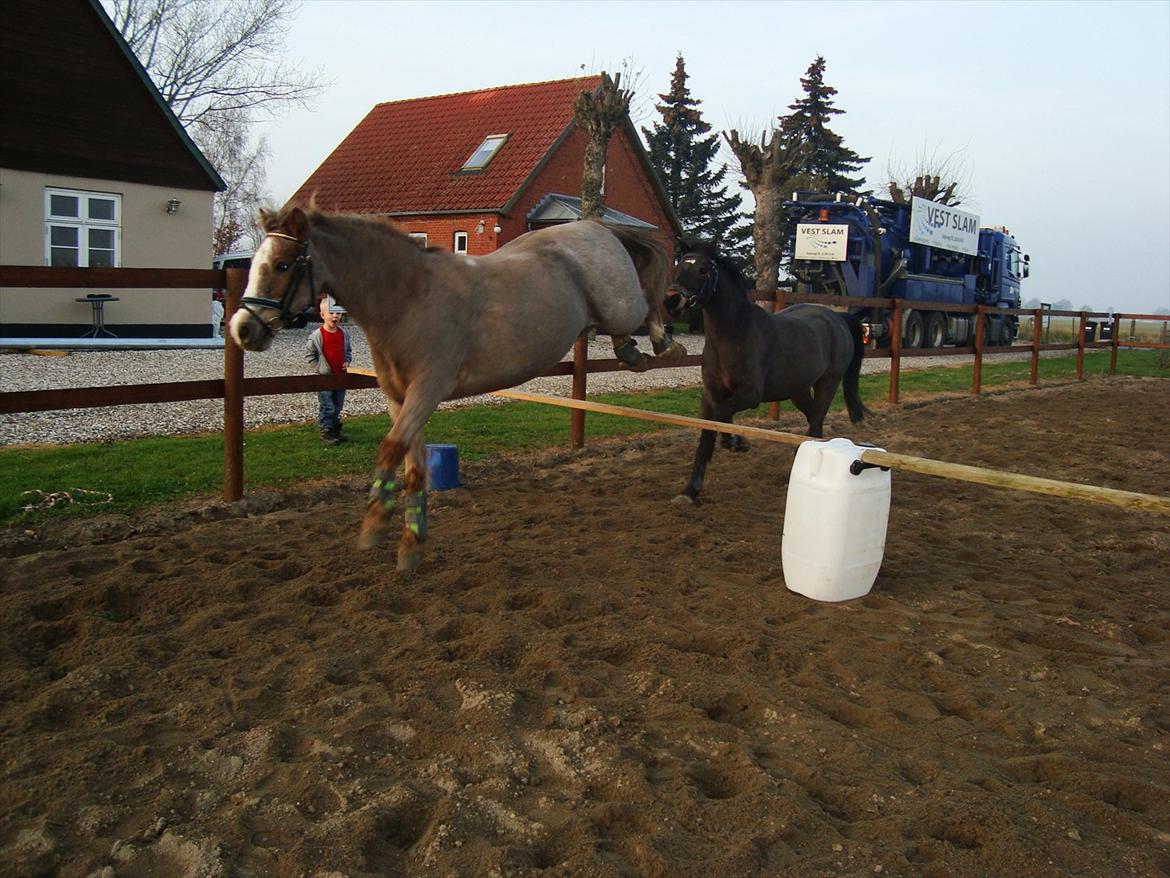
top-left (665, 242), bottom-right (870, 504)
top-left (229, 206), bottom-right (684, 572)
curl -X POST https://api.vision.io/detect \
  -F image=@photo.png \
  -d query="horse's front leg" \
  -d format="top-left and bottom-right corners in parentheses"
top-left (359, 381), bottom-right (449, 572)
top-left (673, 396), bottom-right (727, 505)
top-left (397, 438), bottom-right (429, 573)
top-left (646, 312), bottom-right (687, 363)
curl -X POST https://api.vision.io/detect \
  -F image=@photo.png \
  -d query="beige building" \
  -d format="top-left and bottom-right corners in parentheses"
top-left (0, 0), bottom-right (224, 343)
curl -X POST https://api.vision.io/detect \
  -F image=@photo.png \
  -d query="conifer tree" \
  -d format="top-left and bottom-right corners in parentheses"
top-left (779, 56), bottom-right (869, 194)
top-left (643, 55), bottom-right (751, 267)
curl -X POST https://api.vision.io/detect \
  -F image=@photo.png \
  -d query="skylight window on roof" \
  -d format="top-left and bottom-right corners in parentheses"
top-left (460, 135), bottom-right (508, 172)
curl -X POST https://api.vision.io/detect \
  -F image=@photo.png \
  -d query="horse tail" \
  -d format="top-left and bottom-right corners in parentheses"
top-left (601, 223), bottom-right (670, 314)
top-left (840, 312), bottom-right (872, 423)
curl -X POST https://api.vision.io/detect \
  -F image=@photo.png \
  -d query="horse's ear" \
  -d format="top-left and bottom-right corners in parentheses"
top-left (258, 207), bottom-right (274, 230)
top-left (286, 206), bottom-right (309, 241)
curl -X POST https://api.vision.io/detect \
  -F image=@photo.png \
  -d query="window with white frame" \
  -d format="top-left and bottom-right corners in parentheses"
top-left (45, 188), bottom-right (121, 268)
top-left (408, 232), bottom-right (428, 249)
top-left (453, 231), bottom-right (468, 254)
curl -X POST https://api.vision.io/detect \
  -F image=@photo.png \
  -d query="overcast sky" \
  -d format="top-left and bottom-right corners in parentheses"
top-left (255, 0), bottom-right (1170, 314)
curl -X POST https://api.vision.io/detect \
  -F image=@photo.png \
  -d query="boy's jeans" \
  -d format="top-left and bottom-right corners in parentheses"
top-left (317, 389), bottom-right (346, 431)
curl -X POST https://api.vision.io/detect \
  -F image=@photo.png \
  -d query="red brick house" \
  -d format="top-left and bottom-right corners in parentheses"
top-left (289, 77), bottom-right (681, 256)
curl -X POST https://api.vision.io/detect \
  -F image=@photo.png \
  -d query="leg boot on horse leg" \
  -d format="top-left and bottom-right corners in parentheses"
top-left (396, 443), bottom-right (428, 573)
top-left (612, 335), bottom-right (650, 372)
top-left (360, 431), bottom-right (411, 549)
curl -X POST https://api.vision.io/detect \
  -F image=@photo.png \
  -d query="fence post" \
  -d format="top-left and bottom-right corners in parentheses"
top-left (223, 269), bottom-right (245, 502)
top-left (1030, 308), bottom-right (1042, 385)
top-left (769, 287), bottom-right (787, 420)
top-left (570, 335), bottom-right (587, 449)
top-left (1076, 311), bottom-right (1086, 380)
top-left (888, 300), bottom-right (902, 404)
top-left (973, 305), bottom-right (985, 394)
top-left (1109, 314), bottom-right (1121, 374)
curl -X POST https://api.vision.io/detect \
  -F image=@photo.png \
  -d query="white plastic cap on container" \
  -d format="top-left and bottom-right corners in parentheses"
top-left (782, 438), bottom-right (891, 602)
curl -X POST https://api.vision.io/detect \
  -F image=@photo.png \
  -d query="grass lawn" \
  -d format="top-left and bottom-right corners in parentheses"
top-left (3, 349), bottom-right (1165, 525)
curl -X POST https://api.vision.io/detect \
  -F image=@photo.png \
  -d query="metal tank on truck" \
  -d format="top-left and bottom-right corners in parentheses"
top-left (783, 193), bottom-right (1029, 348)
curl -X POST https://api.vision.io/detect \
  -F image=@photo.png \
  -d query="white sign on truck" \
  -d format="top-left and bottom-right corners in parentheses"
top-left (795, 223), bottom-right (849, 261)
top-left (909, 196), bottom-right (980, 255)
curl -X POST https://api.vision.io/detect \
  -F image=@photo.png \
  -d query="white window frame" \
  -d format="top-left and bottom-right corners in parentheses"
top-left (408, 232), bottom-right (428, 249)
top-left (44, 187), bottom-right (122, 268)
top-left (453, 231), bottom-right (468, 254)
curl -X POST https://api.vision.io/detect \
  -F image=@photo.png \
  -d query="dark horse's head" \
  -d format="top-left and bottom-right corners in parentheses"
top-left (665, 241), bottom-right (749, 318)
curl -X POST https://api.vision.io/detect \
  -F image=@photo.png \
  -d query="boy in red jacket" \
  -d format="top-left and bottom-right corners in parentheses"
top-left (305, 296), bottom-right (352, 445)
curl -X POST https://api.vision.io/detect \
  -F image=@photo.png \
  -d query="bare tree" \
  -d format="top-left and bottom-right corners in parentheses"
top-left (106, 0), bottom-right (325, 127)
top-left (191, 109), bottom-right (271, 255)
top-left (106, 0), bottom-right (323, 251)
top-left (724, 128), bottom-right (806, 292)
top-left (573, 71), bottom-right (633, 219)
top-left (887, 144), bottom-right (972, 206)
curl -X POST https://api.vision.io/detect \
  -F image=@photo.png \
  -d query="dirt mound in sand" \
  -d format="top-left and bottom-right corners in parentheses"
top-left (1, 377), bottom-right (1168, 877)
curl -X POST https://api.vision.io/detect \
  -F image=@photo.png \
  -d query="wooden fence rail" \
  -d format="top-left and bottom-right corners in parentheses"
top-left (1, 265), bottom-right (1167, 502)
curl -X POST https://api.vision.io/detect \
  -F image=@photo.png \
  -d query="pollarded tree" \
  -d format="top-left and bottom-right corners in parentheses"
top-left (642, 54), bottom-right (751, 267)
top-left (779, 55), bottom-right (869, 195)
top-left (887, 144), bottom-right (972, 206)
top-left (724, 127), bottom-right (807, 293)
top-left (574, 71), bottom-right (633, 220)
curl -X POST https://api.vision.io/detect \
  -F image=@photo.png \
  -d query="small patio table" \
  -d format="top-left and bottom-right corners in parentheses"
top-left (77, 294), bottom-right (119, 338)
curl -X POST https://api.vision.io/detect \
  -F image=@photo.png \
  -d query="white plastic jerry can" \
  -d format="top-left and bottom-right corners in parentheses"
top-left (782, 438), bottom-right (891, 602)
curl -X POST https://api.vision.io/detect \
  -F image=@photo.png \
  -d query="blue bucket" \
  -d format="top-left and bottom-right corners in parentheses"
top-left (426, 443), bottom-right (460, 491)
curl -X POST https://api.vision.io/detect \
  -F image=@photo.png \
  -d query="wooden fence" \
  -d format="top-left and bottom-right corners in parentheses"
top-left (1, 264), bottom-right (1167, 502)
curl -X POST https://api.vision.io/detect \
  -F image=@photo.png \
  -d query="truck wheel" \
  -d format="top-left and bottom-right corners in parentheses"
top-left (924, 312), bottom-right (946, 348)
top-left (903, 310), bottom-right (925, 349)
top-left (1001, 319), bottom-right (1015, 346)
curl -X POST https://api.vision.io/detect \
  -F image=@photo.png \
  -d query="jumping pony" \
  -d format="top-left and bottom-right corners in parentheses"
top-left (229, 206), bottom-right (685, 572)
top-left (665, 241), bottom-right (870, 504)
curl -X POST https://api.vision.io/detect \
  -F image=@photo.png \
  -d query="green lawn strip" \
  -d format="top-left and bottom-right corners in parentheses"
top-left (3, 350), bottom-right (1164, 525)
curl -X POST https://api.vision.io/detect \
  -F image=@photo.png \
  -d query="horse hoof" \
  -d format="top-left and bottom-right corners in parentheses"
top-left (618, 353), bottom-right (651, 373)
top-left (357, 515), bottom-right (392, 550)
top-left (657, 341), bottom-right (687, 363)
top-left (670, 493), bottom-right (695, 506)
top-left (396, 531), bottom-right (423, 573)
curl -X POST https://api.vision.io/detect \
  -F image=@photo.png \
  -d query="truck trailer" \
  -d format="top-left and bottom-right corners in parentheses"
top-left (784, 193), bottom-right (1029, 348)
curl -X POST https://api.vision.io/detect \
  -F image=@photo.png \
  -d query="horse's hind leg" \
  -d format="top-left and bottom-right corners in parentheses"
top-left (790, 391), bottom-right (824, 438)
top-left (612, 335), bottom-right (651, 372)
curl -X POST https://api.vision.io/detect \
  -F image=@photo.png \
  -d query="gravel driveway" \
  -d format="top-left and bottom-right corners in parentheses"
top-left (1, 326), bottom-right (1061, 447)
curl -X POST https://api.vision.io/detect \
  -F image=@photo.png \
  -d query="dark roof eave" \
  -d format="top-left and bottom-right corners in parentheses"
top-left (85, 0), bottom-right (225, 192)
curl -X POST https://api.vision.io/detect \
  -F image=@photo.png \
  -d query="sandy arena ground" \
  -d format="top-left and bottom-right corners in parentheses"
top-left (1, 377), bottom-right (1168, 877)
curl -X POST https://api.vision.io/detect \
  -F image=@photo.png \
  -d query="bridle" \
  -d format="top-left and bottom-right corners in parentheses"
top-left (672, 253), bottom-right (720, 309)
top-left (236, 232), bottom-right (318, 337)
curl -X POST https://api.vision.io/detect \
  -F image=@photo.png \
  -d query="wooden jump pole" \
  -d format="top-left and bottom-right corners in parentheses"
top-left (490, 388), bottom-right (1170, 516)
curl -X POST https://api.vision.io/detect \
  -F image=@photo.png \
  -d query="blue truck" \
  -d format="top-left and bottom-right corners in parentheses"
top-left (784, 193), bottom-right (1029, 348)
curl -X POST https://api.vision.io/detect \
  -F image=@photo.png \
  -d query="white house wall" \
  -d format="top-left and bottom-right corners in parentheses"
top-left (0, 167), bottom-right (215, 337)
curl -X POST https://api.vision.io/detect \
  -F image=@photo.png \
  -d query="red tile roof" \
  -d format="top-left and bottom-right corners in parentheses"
top-left (291, 76), bottom-right (603, 214)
